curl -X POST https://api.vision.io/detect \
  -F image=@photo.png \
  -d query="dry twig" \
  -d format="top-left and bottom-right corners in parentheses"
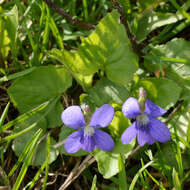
top-left (111, 0), bottom-right (142, 56)
top-left (44, 0), bottom-right (95, 30)
top-left (126, 145), bottom-right (141, 162)
top-left (58, 155), bottom-right (95, 190)
top-left (165, 101), bottom-right (184, 123)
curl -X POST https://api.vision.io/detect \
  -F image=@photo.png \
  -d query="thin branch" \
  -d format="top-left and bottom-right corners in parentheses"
top-left (165, 101), bottom-right (184, 123)
top-left (126, 145), bottom-right (141, 162)
top-left (53, 139), bottom-right (65, 149)
top-left (111, 0), bottom-right (142, 56)
top-left (58, 145), bottom-right (142, 190)
top-left (58, 155), bottom-right (95, 190)
top-left (0, 187), bottom-right (9, 190)
top-left (44, 0), bottom-right (95, 30)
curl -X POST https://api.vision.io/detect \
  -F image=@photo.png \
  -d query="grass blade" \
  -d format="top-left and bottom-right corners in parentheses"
top-left (12, 129), bottom-right (42, 190)
top-left (129, 160), bottom-right (154, 190)
top-left (8, 129), bottom-right (42, 178)
top-left (49, 13), bottom-right (64, 50)
top-left (144, 169), bottom-right (166, 190)
top-left (172, 168), bottom-right (182, 190)
top-left (0, 102), bottom-right (10, 130)
top-left (0, 67), bottom-right (36, 84)
top-left (82, 0), bottom-right (88, 21)
top-left (1, 99), bottom-right (50, 131)
top-left (0, 122), bottom-right (37, 143)
top-left (41, 135), bottom-right (50, 190)
top-left (155, 19), bottom-right (190, 44)
top-left (90, 175), bottom-right (97, 190)
top-left (118, 154), bottom-right (128, 190)
top-left (169, 0), bottom-right (190, 21)
top-left (26, 161), bottom-right (47, 190)
top-left (39, 4), bottom-right (50, 61)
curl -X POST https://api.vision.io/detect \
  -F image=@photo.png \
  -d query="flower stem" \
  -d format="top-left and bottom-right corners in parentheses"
top-left (126, 145), bottom-right (141, 162)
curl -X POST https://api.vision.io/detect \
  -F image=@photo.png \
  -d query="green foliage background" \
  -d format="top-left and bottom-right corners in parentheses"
top-left (0, 0), bottom-right (190, 189)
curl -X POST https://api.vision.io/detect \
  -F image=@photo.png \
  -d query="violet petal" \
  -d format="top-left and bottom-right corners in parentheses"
top-left (137, 128), bottom-right (150, 146)
top-left (149, 117), bottom-right (170, 143)
top-left (61, 106), bottom-right (86, 129)
top-left (121, 122), bottom-right (137, 144)
top-left (145, 99), bottom-right (167, 117)
top-left (90, 104), bottom-right (114, 128)
top-left (94, 129), bottom-right (114, 152)
top-left (122, 97), bottom-right (141, 118)
top-left (81, 134), bottom-right (96, 152)
top-left (147, 134), bottom-right (156, 145)
top-left (64, 129), bottom-right (83, 153)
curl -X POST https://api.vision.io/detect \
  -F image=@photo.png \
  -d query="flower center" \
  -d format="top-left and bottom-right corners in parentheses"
top-left (136, 114), bottom-right (149, 127)
top-left (84, 126), bottom-right (95, 136)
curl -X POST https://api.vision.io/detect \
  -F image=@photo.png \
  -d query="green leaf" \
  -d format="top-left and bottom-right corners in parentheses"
top-left (84, 77), bottom-right (129, 108)
top-left (132, 78), bottom-right (182, 109)
top-left (8, 66), bottom-right (71, 112)
top-left (133, 11), bottom-right (185, 42)
top-left (164, 68), bottom-right (190, 102)
top-left (32, 136), bottom-right (58, 166)
top-left (136, 0), bottom-right (155, 9)
top-left (4, 5), bottom-right (18, 55)
top-left (87, 10), bottom-right (138, 85)
top-left (48, 48), bottom-right (93, 89)
top-left (162, 39), bottom-right (190, 77)
top-left (45, 100), bottom-right (63, 128)
top-left (50, 10), bottom-right (138, 85)
top-left (183, 149), bottom-right (190, 170)
top-left (168, 104), bottom-right (190, 149)
top-left (109, 111), bottom-right (131, 139)
top-left (154, 142), bottom-right (178, 171)
top-left (8, 66), bottom-right (72, 128)
top-left (93, 140), bottom-right (135, 179)
top-left (144, 38), bottom-right (190, 79)
top-left (0, 19), bottom-right (10, 61)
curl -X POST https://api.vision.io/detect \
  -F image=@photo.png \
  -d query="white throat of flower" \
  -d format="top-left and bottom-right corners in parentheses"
top-left (136, 114), bottom-right (149, 126)
top-left (84, 125), bottom-right (95, 136)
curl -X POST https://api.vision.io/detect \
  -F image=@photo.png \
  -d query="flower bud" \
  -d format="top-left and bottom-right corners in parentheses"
top-left (81, 104), bottom-right (90, 114)
top-left (139, 87), bottom-right (146, 99)
top-left (138, 87), bottom-right (146, 113)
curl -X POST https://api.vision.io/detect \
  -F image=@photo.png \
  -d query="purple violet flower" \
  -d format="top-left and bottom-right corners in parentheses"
top-left (61, 104), bottom-right (114, 153)
top-left (121, 97), bottom-right (171, 146)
